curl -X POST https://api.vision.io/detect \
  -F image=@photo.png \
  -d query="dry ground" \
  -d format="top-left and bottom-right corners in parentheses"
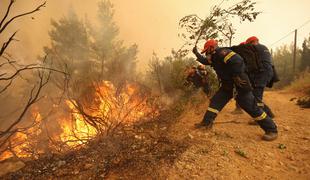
top-left (160, 91), bottom-right (310, 179)
top-left (3, 91), bottom-right (310, 179)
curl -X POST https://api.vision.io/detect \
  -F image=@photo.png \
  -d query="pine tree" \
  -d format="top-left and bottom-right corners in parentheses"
top-left (299, 34), bottom-right (310, 72)
top-left (91, 0), bottom-right (138, 83)
top-left (43, 9), bottom-right (94, 87)
top-left (43, 1), bottom-right (138, 89)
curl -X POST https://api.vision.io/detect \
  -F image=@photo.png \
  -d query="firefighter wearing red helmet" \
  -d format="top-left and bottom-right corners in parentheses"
top-left (192, 39), bottom-right (278, 141)
top-left (185, 65), bottom-right (210, 95)
top-left (201, 39), bottom-right (218, 54)
top-left (246, 36), bottom-right (259, 45)
top-left (245, 36), bottom-right (277, 121)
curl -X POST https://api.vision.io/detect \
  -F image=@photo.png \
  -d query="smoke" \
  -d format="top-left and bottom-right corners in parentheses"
top-left (0, 0), bottom-right (213, 67)
top-left (1, 0), bottom-right (309, 68)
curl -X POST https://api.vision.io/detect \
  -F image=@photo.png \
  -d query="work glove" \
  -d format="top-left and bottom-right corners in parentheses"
top-left (192, 46), bottom-right (199, 55)
top-left (233, 76), bottom-right (247, 87)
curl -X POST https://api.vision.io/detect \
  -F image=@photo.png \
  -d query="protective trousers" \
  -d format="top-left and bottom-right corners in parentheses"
top-left (203, 84), bottom-right (277, 133)
top-left (252, 87), bottom-right (274, 118)
top-left (249, 68), bottom-right (275, 118)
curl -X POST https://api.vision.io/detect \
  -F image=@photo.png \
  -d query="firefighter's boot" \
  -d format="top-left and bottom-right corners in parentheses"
top-left (262, 132), bottom-right (278, 141)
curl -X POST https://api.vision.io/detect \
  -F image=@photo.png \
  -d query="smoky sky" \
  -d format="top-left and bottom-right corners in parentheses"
top-left (0, 0), bottom-right (309, 67)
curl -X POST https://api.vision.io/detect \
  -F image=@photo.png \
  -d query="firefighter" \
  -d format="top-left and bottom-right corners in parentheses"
top-left (192, 39), bottom-right (278, 141)
top-left (185, 65), bottom-right (210, 95)
top-left (231, 41), bottom-right (248, 114)
top-left (245, 36), bottom-right (275, 119)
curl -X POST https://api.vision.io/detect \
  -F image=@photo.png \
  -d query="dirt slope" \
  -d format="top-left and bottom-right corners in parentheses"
top-left (160, 91), bottom-right (310, 179)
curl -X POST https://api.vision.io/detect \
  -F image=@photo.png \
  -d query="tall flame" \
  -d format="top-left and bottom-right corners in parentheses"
top-left (59, 81), bottom-right (158, 147)
top-left (60, 100), bottom-right (98, 147)
top-left (0, 81), bottom-right (159, 161)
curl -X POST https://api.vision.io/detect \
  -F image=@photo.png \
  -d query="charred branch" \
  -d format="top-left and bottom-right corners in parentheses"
top-left (0, 31), bottom-right (18, 57)
top-left (0, 0), bottom-right (14, 29)
top-left (0, 55), bottom-right (68, 95)
top-left (0, 69), bottom-right (50, 138)
top-left (0, 1), bottom-right (46, 34)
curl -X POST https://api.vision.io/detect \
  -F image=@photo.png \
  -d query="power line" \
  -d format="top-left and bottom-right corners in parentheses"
top-left (269, 19), bottom-right (310, 47)
top-left (270, 30), bottom-right (294, 47)
top-left (296, 19), bottom-right (310, 30)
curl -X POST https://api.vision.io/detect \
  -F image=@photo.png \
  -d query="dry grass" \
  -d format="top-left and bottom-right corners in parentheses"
top-left (286, 71), bottom-right (310, 95)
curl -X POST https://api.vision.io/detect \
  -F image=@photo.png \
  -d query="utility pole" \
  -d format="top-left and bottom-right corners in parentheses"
top-left (293, 29), bottom-right (297, 74)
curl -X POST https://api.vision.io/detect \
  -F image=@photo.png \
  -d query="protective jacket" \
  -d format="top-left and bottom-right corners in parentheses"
top-left (195, 47), bottom-right (251, 91)
top-left (249, 44), bottom-right (274, 88)
top-left (193, 46), bottom-right (278, 133)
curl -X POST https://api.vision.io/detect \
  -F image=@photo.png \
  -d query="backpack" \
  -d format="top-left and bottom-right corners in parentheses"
top-left (229, 44), bottom-right (264, 72)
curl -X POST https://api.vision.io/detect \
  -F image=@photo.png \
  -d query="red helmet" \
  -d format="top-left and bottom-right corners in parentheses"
top-left (201, 39), bottom-right (218, 53)
top-left (239, 42), bottom-right (246, 45)
top-left (246, 36), bottom-right (259, 44)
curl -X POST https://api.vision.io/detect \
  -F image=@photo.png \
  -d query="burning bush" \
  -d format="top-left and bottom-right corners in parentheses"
top-left (60, 81), bottom-right (159, 146)
top-left (0, 81), bottom-right (159, 161)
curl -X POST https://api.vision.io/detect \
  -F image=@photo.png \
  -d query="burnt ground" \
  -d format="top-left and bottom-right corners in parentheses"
top-left (2, 90), bottom-right (310, 179)
top-left (3, 108), bottom-right (190, 179)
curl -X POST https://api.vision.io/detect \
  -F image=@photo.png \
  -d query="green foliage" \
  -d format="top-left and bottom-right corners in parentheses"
top-left (234, 147), bottom-right (247, 158)
top-left (44, 11), bottom-right (93, 86)
top-left (278, 144), bottom-right (286, 150)
top-left (91, 0), bottom-right (138, 84)
top-left (299, 34), bottom-right (310, 72)
top-left (272, 44), bottom-right (302, 88)
top-left (146, 50), bottom-right (197, 95)
top-left (272, 33), bottom-right (310, 89)
top-left (43, 0), bottom-right (138, 95)
top-left (222, 149), bottom-right (229, 156)
top-left (179, 0), bottom-right (261, 46)
top-left (145, 49), bottom-right (219, 112)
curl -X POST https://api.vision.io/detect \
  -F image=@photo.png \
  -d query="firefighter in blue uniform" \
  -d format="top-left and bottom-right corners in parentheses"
top-left (185, 65), bottom-right (210, 95)
top-left (245, 36), bottom-right (275, 120)
top-left (192, 39), bottom-right (278, 141)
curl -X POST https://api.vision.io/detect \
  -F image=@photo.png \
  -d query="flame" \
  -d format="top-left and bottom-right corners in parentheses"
top-left (59, 81), bottom-right (158, 147)
top-left (0, 111), bottom-right (42, 161)
top-left (59, 100), bottom-right (97, 147)
top-left (0, 81), bottom-right (159, 161)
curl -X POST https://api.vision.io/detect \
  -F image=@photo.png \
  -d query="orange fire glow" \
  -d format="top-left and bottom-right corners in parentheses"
top-left (59, 81), bottom-right (158, 147)
top-left (0, 112), bottom-right (42, 161)
top-left (0, 81), bottom-right (158, 161)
